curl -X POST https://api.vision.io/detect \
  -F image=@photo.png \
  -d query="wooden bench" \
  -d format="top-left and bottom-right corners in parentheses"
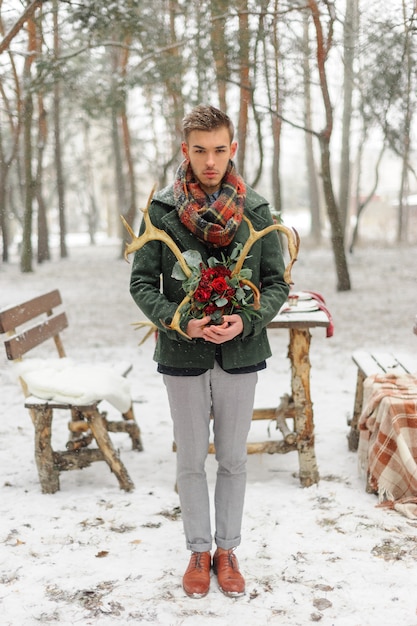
top-left (0, 289), bottom-right (143, 494)
top-left (347, 350), bottom-right (417, 451)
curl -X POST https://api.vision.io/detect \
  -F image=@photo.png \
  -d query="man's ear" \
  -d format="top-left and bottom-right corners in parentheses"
top-left (181, 142), bottom-right (189, 159)
top-left (230, 141), bottom-right (238, 159)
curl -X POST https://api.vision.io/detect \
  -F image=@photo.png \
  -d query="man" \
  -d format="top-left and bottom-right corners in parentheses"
top-left (130, 104), bottom-right (289, 598)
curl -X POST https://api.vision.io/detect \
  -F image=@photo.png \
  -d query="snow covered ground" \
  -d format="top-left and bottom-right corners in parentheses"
top-left (0, 237), bottom-right (416, 626)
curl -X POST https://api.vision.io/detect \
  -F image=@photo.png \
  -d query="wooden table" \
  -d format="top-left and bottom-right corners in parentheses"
top-left (251, 307), bottom-right (330, 487)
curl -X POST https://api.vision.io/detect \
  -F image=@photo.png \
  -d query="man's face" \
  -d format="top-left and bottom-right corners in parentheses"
top-left (181, 127), bottom-right (238, 195)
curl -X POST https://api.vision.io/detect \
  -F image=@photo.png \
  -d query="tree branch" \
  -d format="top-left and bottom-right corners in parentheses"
top-left (0, 0), bottom-right (44, 55)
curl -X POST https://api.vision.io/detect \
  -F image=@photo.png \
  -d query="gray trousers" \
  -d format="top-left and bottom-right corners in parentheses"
top-left (163, 361), bottom-right (257, 553)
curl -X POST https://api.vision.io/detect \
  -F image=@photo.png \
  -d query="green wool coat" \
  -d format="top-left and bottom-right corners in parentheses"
top-left (129, 184), bottom-right (290, 371)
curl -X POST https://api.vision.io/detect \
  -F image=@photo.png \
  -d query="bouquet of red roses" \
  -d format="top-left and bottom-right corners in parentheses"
top-left (171, 244), bottom-right (260, 324)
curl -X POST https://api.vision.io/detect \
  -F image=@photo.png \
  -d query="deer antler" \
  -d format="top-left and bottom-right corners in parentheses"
top-left (131, 321), bottom-right (158, 345)
top-left (225, 217), bottom-right (299, 310)
top-left (121, 184), bottom-right (192, 280)
top-left (232, 215), bottom-right (299, 285)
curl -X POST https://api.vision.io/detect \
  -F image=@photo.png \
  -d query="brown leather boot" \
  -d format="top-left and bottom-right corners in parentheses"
top-left (182, 551), bottom-right (211, 598)
top-left (212, 548), bottom-right (245, 597)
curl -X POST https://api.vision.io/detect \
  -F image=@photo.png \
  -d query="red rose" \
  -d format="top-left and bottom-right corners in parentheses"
top-left (204, 303), bottom-right (217, 315)
top-left (200, 268), bottom-right (214, 283)
top-left (211, 276), bottom-right (229, 294)
top-left (194, 286), bottom-right (212, 302)
top-left (214, 266), bottom-right (231, 278)
top-left (225, 287), bottom-right (236, 301)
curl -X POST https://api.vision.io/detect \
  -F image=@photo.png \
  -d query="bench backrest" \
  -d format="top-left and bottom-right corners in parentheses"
top-left (0, 289), bottom-right (68, 360)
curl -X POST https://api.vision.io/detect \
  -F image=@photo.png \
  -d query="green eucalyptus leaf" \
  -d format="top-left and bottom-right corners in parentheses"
top-left (171, 262), bottom-right (187, 281)
top-left (172, 249), bottom-right (202, 281)
top-left (239, 268), bottom-right (253, 280)
top-left (183, 249), bottom-right (203, 268)
top-left (207, 256), bottom-right (220, 268)
top-left (230, 243), bottom-right (243, 260)
top-left (214, 297), bottom-right (229, 307)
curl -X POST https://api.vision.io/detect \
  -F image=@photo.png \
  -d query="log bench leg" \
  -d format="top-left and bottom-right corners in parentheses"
top-left (122, 406), bottom-right (143, 451)
top-left (70, 405), bottom-right (143, 452)
top-left (347, 369), bottom-right (365, 451)
top-left (30, 406), bottom-right (60, 494)
top-left (104, 407), bottom-right (144, 452)
top-left (288, 328), bottom-right (320, 487)
top-left (84, 407), bottom-right (135, 492)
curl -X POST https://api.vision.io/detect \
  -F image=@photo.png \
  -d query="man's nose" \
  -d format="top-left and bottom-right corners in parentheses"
top-left (205, 152), bottom-right (215, 167)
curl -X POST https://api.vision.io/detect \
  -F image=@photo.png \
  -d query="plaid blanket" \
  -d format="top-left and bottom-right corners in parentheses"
top-left (358, 373), bottom-right (417, 519)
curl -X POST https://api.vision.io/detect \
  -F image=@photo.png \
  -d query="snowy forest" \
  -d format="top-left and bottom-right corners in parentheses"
top-left (1, 0), bottom-right (417, 290)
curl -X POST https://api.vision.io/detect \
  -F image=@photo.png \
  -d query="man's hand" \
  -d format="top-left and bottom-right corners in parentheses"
top-left (202, 314), bottom-right (243, 344)
top-left (186, 316), bottom-right (212, 339)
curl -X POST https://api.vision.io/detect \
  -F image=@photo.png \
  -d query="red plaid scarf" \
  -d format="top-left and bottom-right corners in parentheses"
top-left (173, 159), bottom-right (246, 247)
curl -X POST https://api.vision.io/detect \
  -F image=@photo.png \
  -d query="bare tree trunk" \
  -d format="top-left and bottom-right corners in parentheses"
top-left (303, 13), bottom-right (321, 242)
top-left (193, 4), bottom-right (206, 104)
top-left (319, 136), bottom-right (350, 289)
top-left (0, 122), bottom-right (10, 262)
top-left (35, 9), bottom-right (50, 263)
top-left (248, 5), bottom-right (268, 190)
top-left (397, 0), bottom-right (413, 244)
top-left (236, 0), bottom-right (251, 176)
top-left (210, 0), bottom-right (229, 112)
top-left (397, 169), bottom-right (409, 245)
top-left (166, 0), bottom-right (184, 147)
top-left (20, 10), bottom-right (37, 273)
top-left (111, 105), bottom-right (126, 224)
top-left (118, 35), bottom-right (138, 256)
top-left (350, 139), bottom-right (385, 253)
top-left (82, 121), bottom-right (98, 245)
top-left (270, 0), bottom-right (282, 213)
top-left (0, 159), bottom-right (9, 263)
top-left (249, 102), bottom-right (264, 190)
top-left (338, 0), bottom-right (358, 237)
top-left (250, 0), bottom-right (283, 199)
top-left (21, 95), bottom-right (34, 272)
top-left (53, 0), bottom-right (67, 259)
top-left (153, 0), bottom-right (185, 194)
top-left (0, 5), bottom-right (28, 263)
top-left (308, 0), bottom-right (351, 291)
top-left (36, 101), bottom-right (50, 263)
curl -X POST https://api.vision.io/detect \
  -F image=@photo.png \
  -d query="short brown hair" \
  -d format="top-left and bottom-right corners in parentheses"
top-left (182, 104), bottom-right (234, 143)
